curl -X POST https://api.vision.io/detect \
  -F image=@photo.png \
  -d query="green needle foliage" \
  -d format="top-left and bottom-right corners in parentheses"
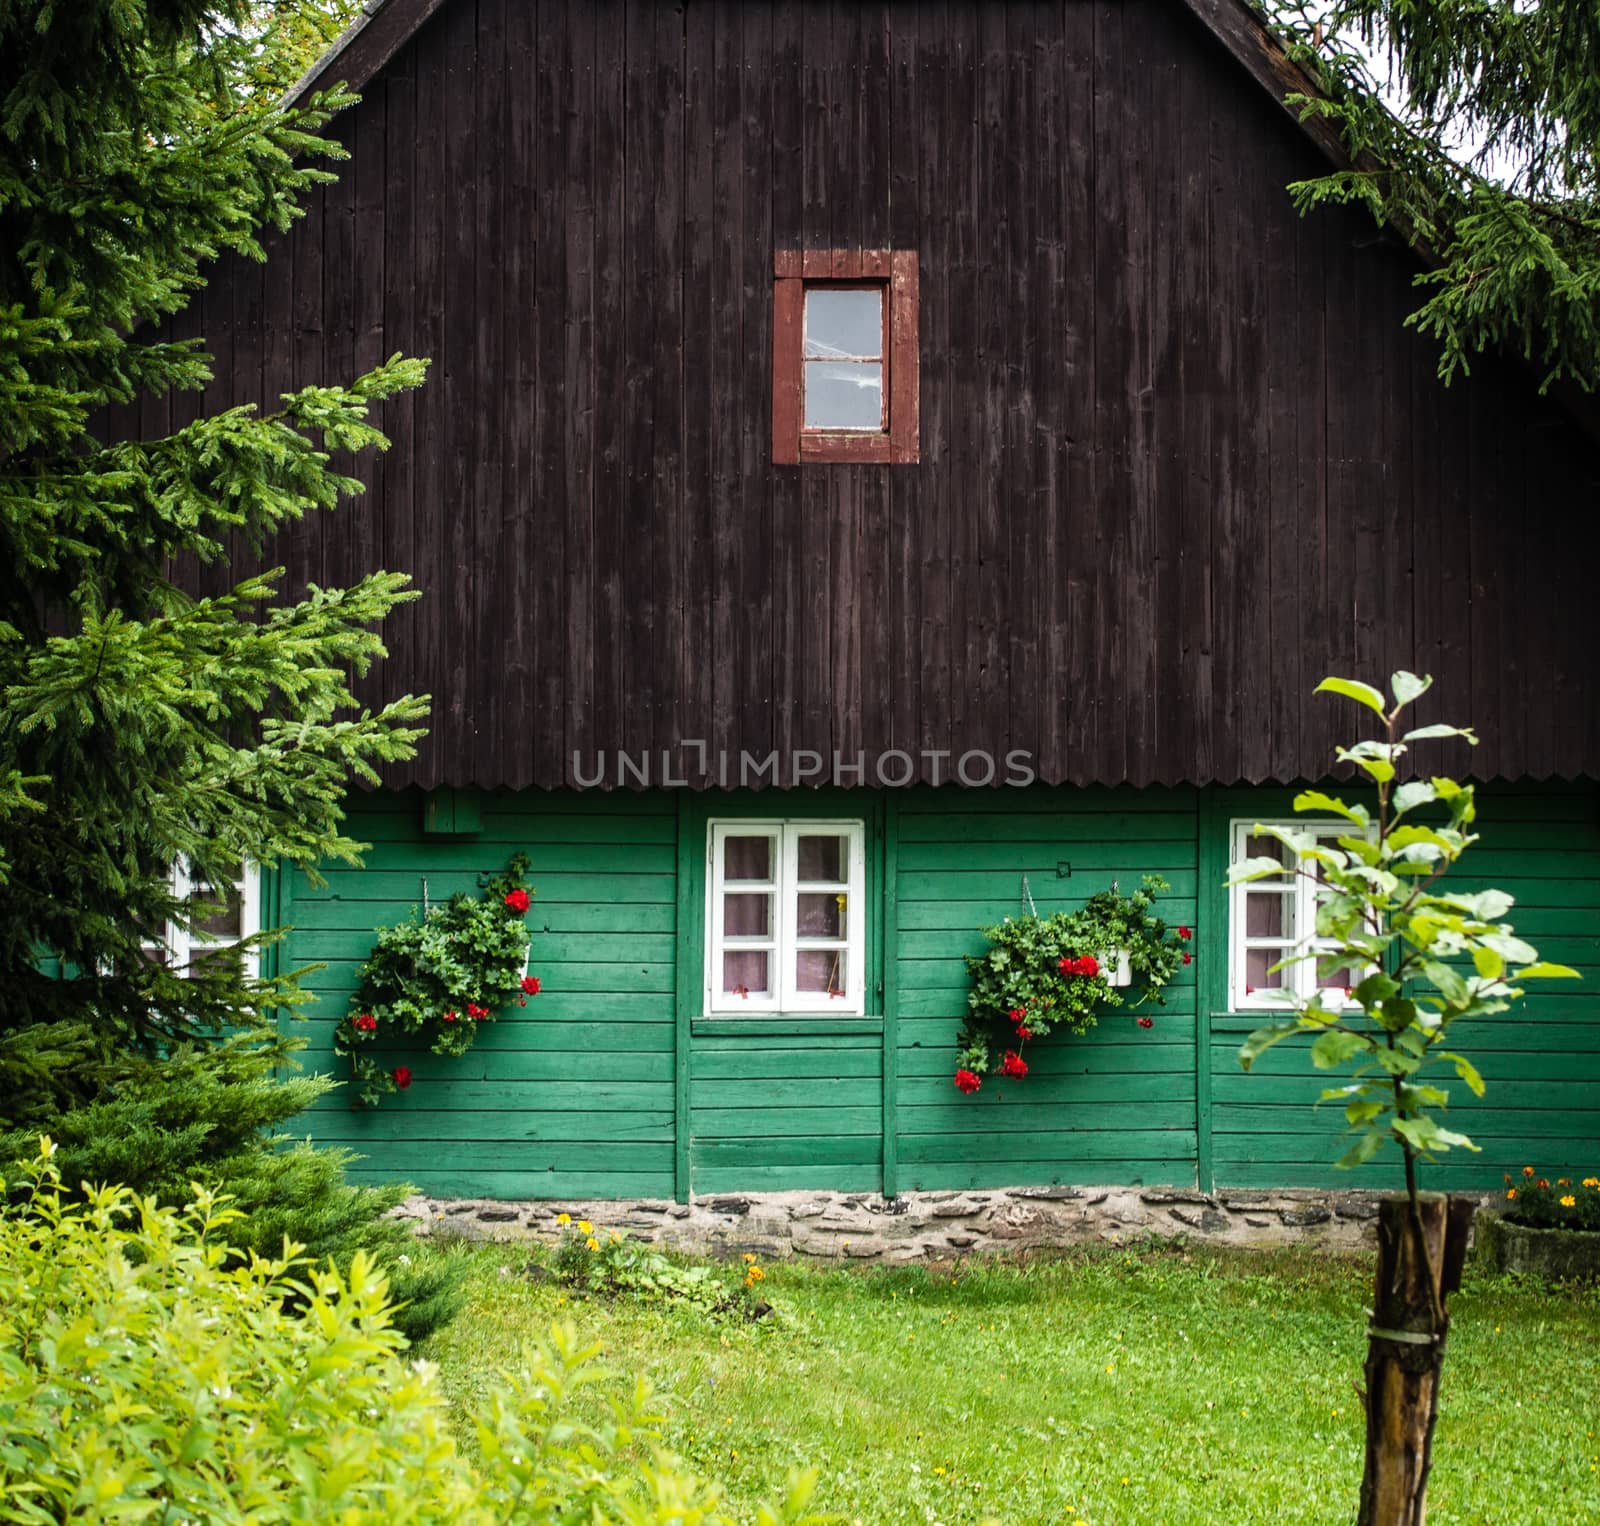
top-left (1230, 673), bottom-right (1580, 1194)
top-left (1266, 1), bottom-right (1600, 392)
top-left (0, 2), bottom-right (458, 1335)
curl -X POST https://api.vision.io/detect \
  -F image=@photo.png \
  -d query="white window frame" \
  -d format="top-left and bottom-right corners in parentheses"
top-left (1228, 820), bottom-right (1367, 1012)
top-left (142, 860), bottom-right (261, 978)
top-left (705, 820), bottom-right (866, 1016)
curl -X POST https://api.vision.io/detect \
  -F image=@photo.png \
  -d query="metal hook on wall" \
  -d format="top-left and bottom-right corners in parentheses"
top-left (1021, 874), bottom-right (1038, 919)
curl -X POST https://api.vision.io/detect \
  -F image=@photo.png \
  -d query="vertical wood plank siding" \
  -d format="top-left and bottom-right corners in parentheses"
top-left (1203, 787), bottom-right (1600, 1192)
top-left (124, 0), bottom-right (1600, 792)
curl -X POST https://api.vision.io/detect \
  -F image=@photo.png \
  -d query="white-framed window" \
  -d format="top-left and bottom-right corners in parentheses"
top-left (141, 860), bottom-right (261, 977)
top-left (706, 820), bottom-right (866, 1015)
top-left (1228, 821), bottom-right (1364, 1011)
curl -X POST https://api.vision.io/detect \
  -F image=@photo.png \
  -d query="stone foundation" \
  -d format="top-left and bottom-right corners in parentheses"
top-left (391, 1184), bottom-right (1482, 1260)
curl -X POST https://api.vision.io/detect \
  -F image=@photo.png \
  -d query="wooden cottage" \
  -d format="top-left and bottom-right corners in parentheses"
top-left (144, 0), bottom-right (1600, 1202)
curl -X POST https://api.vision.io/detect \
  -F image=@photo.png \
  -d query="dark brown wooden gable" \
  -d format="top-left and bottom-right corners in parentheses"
top-left (119, 0), bottom-right (1600, 790)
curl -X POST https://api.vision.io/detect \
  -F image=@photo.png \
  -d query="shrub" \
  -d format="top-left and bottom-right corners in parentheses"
top-left (0, 1141), bottom-right (821, 1525)
top-left (1502, 1167), bottom-right (1600, 1231)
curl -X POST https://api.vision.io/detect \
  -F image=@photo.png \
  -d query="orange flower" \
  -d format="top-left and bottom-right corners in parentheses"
top-left (1538, 1178), bottom-right (1551, 1189)
top-left (1506, 1187), bottom-right (1517, 1200)
top-left (1524, 1165), bottom-right (1536, 1177)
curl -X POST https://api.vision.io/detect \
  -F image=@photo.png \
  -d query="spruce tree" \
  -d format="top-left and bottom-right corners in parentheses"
top-left (1266, 1), bottom-right (1600, 392)
top-left (0, 0), bottom-right (460, 1336)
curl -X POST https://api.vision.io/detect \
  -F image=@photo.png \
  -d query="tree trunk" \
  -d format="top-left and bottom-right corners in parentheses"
top-left (1356, 1194), bottom-right (1476, 1525)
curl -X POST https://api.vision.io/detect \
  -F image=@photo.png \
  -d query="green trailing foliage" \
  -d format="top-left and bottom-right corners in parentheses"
top-left (0, 1141), bottom-right (823, 1525)
top-left (0, 2), bottom-right (460, 1335)
top-left (337, 856), bottom-right (540, 1107)
top-left (1264, 1), bottom-right (1600, 392)
top-left (954, 876), bottom-right (1189, 1092)
top-left (1230, 672), bottom-right (1580, 1183)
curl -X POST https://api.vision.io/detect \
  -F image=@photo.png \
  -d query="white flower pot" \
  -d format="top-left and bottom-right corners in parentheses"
top-left (1105, 948), bottom-right (1133, 987)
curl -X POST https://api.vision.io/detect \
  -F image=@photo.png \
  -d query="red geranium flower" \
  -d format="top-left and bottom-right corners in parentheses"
top-left (504, 889), bottom-right (531, 913)
top-left (1178, 925), bottom-right (1192, 940)
top-left (354, 1013), bottom-right (377, 1033)
top-left (1181, 951), bottom-right (1192, 965)
top-left (466, 1002), bottom-right (488, 1020)
top-left (1137, 1016), bottom-right (1154, 1030)
top-left (393, 1066), bottom-right (413, 1090)
top-left (521, 974), bottom-right (541, 995)
top-left (1077, 954), bottom-right (1099, 978)
top-left (442, 1010), bottom-right (457, 1022)
top-left (1058, 956), bottom-right (1073, 974)
top-left (1008, 1006), bottom-right (1027, 1022)
top-left (1001, 1050), bottom-right (1028, 1078)
top-left (954, 1068), bottom-right (982, 1095)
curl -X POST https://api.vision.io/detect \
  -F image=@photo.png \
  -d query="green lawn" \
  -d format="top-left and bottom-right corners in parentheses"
top-left (416, 1239), bottom-right (1600, 1525)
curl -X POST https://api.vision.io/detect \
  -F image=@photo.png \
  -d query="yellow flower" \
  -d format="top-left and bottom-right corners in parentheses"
top-left (1559, 1178), bottom-right (1572, 1186)
top-left (586, 1237), bottom-right (600, 1251)
top-left (1561, 1195), bottom-right (1577, 1208)
top-left (742, 1252), bottom-right (757, 1264)
top-left (555, 1212), bottom-right (571, 1225)
top-left (609, 1231), bottom-right (622, 1244)
top-left (1507, 1188), bottom-right (1517, 1200)
top-left (1584, 1178), bottom-right (1600, 1188)
top-left (578, 1220), bottom-right (593, 1235)
top-left (749, 1265), bottom-right (764, 1281)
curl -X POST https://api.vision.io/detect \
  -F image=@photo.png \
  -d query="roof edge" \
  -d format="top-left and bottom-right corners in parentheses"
top-left (280, 0), bottom-right (449, 111)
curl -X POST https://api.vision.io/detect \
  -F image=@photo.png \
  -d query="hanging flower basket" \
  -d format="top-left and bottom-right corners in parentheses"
top-left (953, 876), bottom-right (1189, 1095)
top-left (335, 854), bottom-right (540, 1106)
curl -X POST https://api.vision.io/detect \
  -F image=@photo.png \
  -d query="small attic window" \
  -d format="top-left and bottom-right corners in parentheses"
top-left (772, 250), bottom-right (919, 464)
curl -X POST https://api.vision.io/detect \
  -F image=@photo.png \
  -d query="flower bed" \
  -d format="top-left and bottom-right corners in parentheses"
top-left (1476, 1167), bottom-right (1600, 1280)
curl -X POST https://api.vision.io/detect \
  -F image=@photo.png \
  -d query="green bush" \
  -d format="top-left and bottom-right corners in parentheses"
top-left (0, 1142), bottom-right (821, 1525)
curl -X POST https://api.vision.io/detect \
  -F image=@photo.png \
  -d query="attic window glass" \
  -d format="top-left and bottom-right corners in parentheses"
top-left (773, 250), bottom-right (919, 464)
top-left (803, 287), bottom-right (885, 430)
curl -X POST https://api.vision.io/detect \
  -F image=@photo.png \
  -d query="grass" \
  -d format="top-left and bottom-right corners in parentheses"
top-left (415, 1237), bottom-right (1600, 1525)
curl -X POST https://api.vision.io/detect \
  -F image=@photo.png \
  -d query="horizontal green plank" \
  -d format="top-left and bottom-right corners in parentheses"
top-left (896, 812), bottom-right (1198, 845)
top-left (899, 983), bottom-right (1197, 1016)
top-left (690, 1046), bottom-right (883, 1079)
top-left (344, 1169), bottom-right (677, 1199)
top-left (286, 928), bottom-right (676, 967)
top-left (690, 1137), bottom-right (884, 1169)
top-left (898, 871), bottom-right (1200, 903)
top-left (899, 1129), bottom-right (1198, 1164)
top-left (898, 1041), bottom-right (1194, 1076)
top-left (691, 1106), bottom-right (883, 1139)
top-left (902, 1015), bottom-right (1196, 1051)
top-left (1210, 1045), bottom-right (1600, 1084)
top-left (691, 1165), bottom-right (883, 1194)
top-left (292, 1018), bottom-right (675, 1053)
top-left (895, 786), bottom-right (1198, 815)
top-left (899, 1100), bottom-right (1195, 1132)
top-left (317, 1140), bottom-right (674, 1170)
top-left (1212, 1103), bottom-right (1600, 1138)
top-left (310, 1109), bottom-right (675, 1143)
top-left (897, 841), bottom-right (1197, 873)
top-left (333, 812), bottom-right (675, 844)
top-left (1211, 1074), bottom-right (1600, 1109)
top-left (337, 843), bottom-right (676, 874)
top-left (306, 1078), bottom-right (670, 1110)
top-left (896, 1070), bottom-right (1192, 1103)
top-left (898, 1160), bottom-right (1195, 1192)
top-left (289, 900), bottom-right (677, 944)
top-left (690, 1077), bottom-right (882, 1109)
top-left (294, 871), bottom-right (677, 906)
top-left (897, 897), bottom-right (1198, 933)
top-left (1212, 1131), bottom-right (1599, 1166)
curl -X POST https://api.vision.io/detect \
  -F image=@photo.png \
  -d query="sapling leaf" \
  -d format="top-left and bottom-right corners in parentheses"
top-left (1390, 670), bottom-right (1431, 707)
top-left (1337, 1129), bottom-right (1386, 1168)
top-left (1292, 790), bottom-right (1368, 825)
top-left (1311, 1029), bottom-right (1369, 1068)
top-left (1315, 676), bottom-right (1388, 716)
top-left (1238, 1023), bottom-right (1299, 1071)
top-left (1403, 723), bottom-right (1479, 745)
top-left (1438, 1052), bottom-right (1486, 1096)
top-left (1513, 961), bottom-right (1581, 980)
top-left (1472, 945), bottom-right (1505, 980)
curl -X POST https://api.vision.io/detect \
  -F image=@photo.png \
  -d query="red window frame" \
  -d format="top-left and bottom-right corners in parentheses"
top-left (772, 249), bottom-right (919, 465)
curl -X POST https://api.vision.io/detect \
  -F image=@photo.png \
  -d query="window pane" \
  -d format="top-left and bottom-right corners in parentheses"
top-left (796, 949), bottom-right (847, 996)
top-left (1245, 948), bottom-right (1289, 990)
top-left (796, 891), bottom-right (844, 939)
top-left (796, 833), bottom-right (845, 882)
top-left (723, 892), bottom-right (771, 939)
top-left (1244, 892), bottom-right (1292, 939)
top-left (804, 361), bottom-right (883, 430)
top-left (1243, 833), bottom-right (1294, 870)
top-left (723, 949), bottom-right (770, 997)
top-left (191, 881), bottom-right (243, 941)
top-left (724, 835), bottom-right (773, 882)
top-left (804, 288), bottom-right (882, 359)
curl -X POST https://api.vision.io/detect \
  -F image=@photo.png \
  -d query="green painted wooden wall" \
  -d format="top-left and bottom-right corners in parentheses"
top-left (273, 783), bottom-right (1598, 1202)
top-left (1199, 786), bottom-right (1600, 1193)
top-left (285, 790), bottom-right (679, 1199)
top-left (892, 787), bottom-right (1200, 1193)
